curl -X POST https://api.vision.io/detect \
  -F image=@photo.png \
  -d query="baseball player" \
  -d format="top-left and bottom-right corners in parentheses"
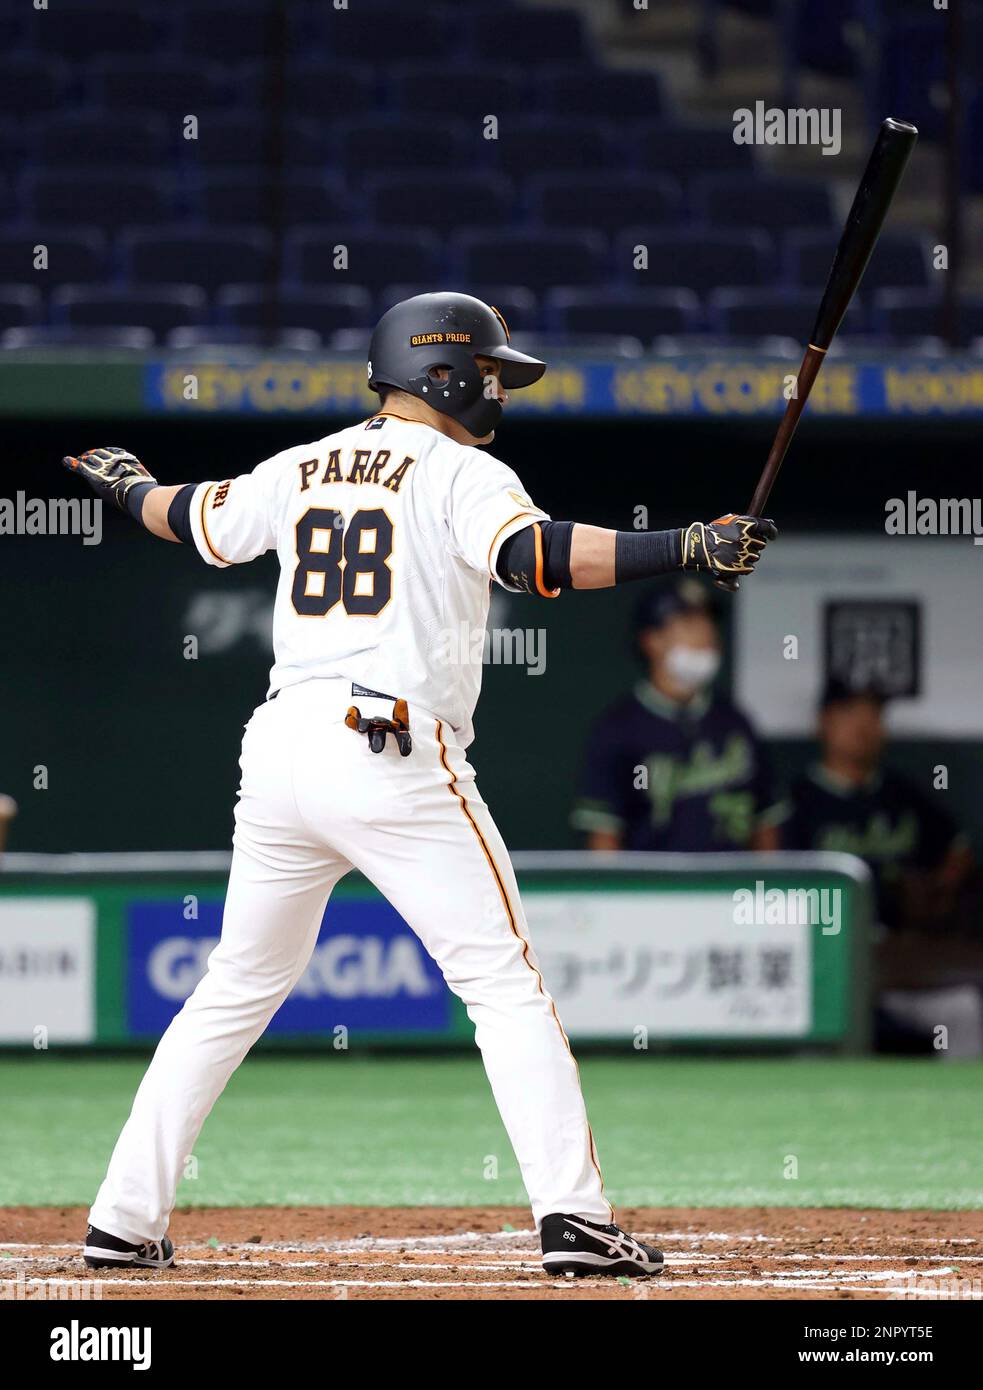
top-left (66, 292), bottom-right (775, 1278)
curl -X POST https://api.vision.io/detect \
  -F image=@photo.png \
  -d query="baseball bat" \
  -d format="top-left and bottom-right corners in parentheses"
top-left (717, 117), bottom-right (918, 591)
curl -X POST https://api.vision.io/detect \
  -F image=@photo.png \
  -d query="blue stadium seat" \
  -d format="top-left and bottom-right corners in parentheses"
top-left (871, 289), bottom-right (942, 342)
top-left (790, 0), bottom-right (858, 78)
top-left (198, 171), bottom-right (351, 226)
top-left (539, 67), bottom-right (664, 119)
top-left (0, 286), bottom-right (42, 332)
top-left (389, 64), bottom-right (525, 117)
top-left (315, 2), bottom-right (464, 60)
top-left (43, 2), bottom-right (165, 57)
top-left (218, 285), bottom-right (372, 337)
top-left (0, 229), bottom-right (109, 286)
top-left (366, 173), bottom-right (515, 232)
top-left (453, 230), bottom-right (607, 292)
top-left (51, 285), bottom-right (207, 343)
top-left (707, 288), bottom-right (865, 340)
top-left (469, 9), bottom-right (591, 65)
top-left (285, 63), bottom-right (377, 118)
top-left (692, 173), bottom-right (834, 231)
top-left (546, 287), bottom-right (702, 339)
top-left (30, 111), bottom-right (170, 167)
top-left (0, 57), bottom-right (69, 114)
top-left (178, 2), bottom-right (282, 61)
top-left (527, 173), bottom-right (682, 235)
top-left (632, 121), bottom-right (757, 180)
top-left (785, 229), bottom-right (932, 291)
top-left (283, 227), bottom-right (441, 291)
top-left (876, 19), bottom-right (946, 142)
top-left (335, 118), bottom-right (469, 176)
top-left (85, 58), bottom-right (231, 112)
top-left (181, 115), bottom-right (330, 167)
top-left (490, 118), bottom-right (617, 176)
top-left (380, 284), bottom-right (539, 332)
top-left (24, 170), bottom-right (177, 230)
top-left (167, 326), bottom-right (321, 351)
top-left (614, 229), bottom-right (772, 292)
top-left (121, 228), bottom-right (274, 291)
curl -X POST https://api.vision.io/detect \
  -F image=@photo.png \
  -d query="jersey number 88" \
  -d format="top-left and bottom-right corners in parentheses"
top-left (291, 507), bottom-right (394, 618)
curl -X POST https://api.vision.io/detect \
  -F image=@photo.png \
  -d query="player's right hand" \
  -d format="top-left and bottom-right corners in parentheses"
top-left (680, 514), bottom-right (777, 580)
top-left (62, 446), bottom-right (156, 510)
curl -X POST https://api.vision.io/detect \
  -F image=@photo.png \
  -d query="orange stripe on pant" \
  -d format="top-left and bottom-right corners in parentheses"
top-left (434, 719), bottom-right (610, 1216)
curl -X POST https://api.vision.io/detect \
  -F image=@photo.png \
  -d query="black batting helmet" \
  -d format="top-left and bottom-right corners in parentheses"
top-left (367, 292), bottom-right (546, 438)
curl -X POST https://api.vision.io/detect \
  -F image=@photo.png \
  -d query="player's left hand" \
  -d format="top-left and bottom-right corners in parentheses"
top-left (681, 514), bottom-right (777, 581)
top-left (62, 446), bottom-right (156, 510)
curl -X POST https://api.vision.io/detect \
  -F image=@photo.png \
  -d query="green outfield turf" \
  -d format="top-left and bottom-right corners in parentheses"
top-left (1, 1054), bottom-right (981, 1211)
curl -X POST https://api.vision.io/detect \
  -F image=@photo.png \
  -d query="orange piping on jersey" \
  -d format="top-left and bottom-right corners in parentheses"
top-left (199, 484), bottom-right (232, 565)
top-left (532, 522), bottom-right (560, 598)
top-left (372, 411), bottom-right (427, 425)
top-left (434, 719), bottom-right (610, 1217)
top-left (486, 511), bottom-right (544, 579)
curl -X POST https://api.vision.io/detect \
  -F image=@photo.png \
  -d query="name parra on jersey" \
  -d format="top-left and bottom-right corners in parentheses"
top-left (188, 414), bottom-right (550, 746)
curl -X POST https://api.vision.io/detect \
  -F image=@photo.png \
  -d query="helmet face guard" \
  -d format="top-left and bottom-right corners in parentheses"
top-left (368, 292), bottom-right (546, 437)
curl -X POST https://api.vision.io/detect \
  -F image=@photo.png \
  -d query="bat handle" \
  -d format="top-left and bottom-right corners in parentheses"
top-left (714, 574), bottom-right (741, 594)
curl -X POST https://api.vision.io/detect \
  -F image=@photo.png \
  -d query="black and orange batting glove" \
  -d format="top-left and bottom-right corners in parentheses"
top-left (62, 446), bottom-right (156, 511)
top-left (680, 514), bottom-right (777, 580)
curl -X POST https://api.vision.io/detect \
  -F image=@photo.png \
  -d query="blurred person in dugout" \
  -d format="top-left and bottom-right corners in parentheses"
top-left (572, 580), bottom-right (783, 853)
top-left (0, 793), bottom-right (16, 859)
top-left (781, 680), bottom-right (982, 1057)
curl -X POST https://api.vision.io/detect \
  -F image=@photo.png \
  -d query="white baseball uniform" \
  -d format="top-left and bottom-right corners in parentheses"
top-left (90, 413), bottom-right (611, 1241)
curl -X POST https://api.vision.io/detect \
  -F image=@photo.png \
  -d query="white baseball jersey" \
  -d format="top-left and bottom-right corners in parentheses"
top-left (188, 414), bottom-right (552, 745)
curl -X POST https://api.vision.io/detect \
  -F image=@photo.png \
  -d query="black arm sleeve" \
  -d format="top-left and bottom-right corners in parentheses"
top-left (166, 483), bottom-right (197, 544)
top-left (496, 520), bottom-right (682, 591)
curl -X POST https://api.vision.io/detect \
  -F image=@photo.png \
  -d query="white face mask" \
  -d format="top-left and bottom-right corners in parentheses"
top-left (663, 645), bottom-right (720, 692)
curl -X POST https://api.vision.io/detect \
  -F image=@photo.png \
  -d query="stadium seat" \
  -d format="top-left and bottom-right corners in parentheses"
top-left (632, 121), bottom-right (758, 180)
top-left (707, 288), bottom-right (865, 340)
top-left (85, 58), bottom-right (232, 112)
top-left (490, 118), bottom-right (617, 177)
top-left (0, 57), bottom-right (69, 114)
top-left (0, 285), bottom-right (42, 332)
top-left (873, 289), bottom-right (983, 348)
top-left (692, 173), bottom-right (835, 231)
top-left (0, 229), bottom-right (109, 286)
top-left (284, 63), bottom-right (377, 119)
top-left (790, 0), bottom-right (859, 78)
top-left (217, 285), bottom-right (373, 336)
top-left (545, 287), bottom-right (703, 339)
top-left (121, 228), bottom-right (274, 292)
top-left (389, 64), bottom-right (525, 118)
top-left (23, 170), bottom-right (177, 231)
top-left (785, 229), bottom-right (932, 292)
top-left (313, 2), bottom-right (464, 60)
top-left (43, 2), bottom-right (165, 58)
top-left (51, 285), bottom-right (208, 343)
top-left (366, 173), bottom-right (515, 232)
top-left (453, 230), bottom-right (607, 293)
top-left (166, 326), bottom-right (321, 352)
top-left (198, 171), bottom-right (351, 226)
top-left (614, 229), bottom-right (772, 293)
top-left (876, 19), bottom-right (946, 142)
top-left (30, 111), bottom-right (170, 167)
top-left (181, 114), bottom-right (330, 167)
top-left (527, 173), bottom-right (682, 235)
top-left (178, 2), bottom-right (283, 62)
top-left (284, 227), bottom-right (442, 291)
top-left (2, 326), bottom-right (155, 350)
top-left (539, 67), bottom-right (664, 119)
top-left (469, 9), bottom-right (591, 65)
top-left (335, 118), bottom-right (470, 176)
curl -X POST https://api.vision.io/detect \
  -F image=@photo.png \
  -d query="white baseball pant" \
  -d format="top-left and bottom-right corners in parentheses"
top-left (89, 677), bottom-right (611, 1241)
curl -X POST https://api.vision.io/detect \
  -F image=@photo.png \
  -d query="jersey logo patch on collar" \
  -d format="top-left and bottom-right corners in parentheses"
top-left (365, 417), bottom-right (387, 430)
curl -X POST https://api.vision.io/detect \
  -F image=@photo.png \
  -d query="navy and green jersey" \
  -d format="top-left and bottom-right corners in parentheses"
top-left (782, 764), bottom-right (963, 928)
top-left (572, 682), bottom-right (785, 851)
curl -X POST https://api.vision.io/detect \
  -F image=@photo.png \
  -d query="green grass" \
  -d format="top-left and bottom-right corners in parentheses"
top-left (1, 1054), bottom-right (981, 1210)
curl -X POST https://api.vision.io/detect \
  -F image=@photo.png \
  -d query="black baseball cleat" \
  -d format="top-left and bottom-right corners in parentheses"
top-left (83, 1224), bottom-right (175, 1270)
top-left (541, 1213), bottom-right (664, 1277)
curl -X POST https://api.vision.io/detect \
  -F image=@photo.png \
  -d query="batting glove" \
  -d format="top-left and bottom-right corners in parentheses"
top-left (62, 446), bottom-right (156, 511)
top-left (681, 514), bottom-right (777, 580)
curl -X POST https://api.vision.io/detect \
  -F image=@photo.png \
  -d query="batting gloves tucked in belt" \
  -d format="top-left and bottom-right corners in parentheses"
top-left (680, 514), bottom-right (778, 578)
top-left (62, 446), bottom-right (156, 510)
